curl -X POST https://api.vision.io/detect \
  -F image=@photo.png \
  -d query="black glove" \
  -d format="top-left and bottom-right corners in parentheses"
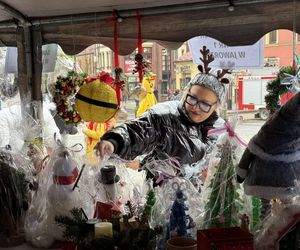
top-left (237, 175), bottom-right (245, 183)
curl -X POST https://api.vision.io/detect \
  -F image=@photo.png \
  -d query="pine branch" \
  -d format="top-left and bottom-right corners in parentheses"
top-left (55, 208), bottom-right (89, 244)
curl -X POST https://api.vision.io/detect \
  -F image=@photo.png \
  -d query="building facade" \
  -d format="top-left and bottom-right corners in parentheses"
top-left (75, 42), bottom-right (176, 102)
top-left (264, 29), bottom-right (300, 67)
top-left (75, 45), bottom-right (96, 75)
top-left (75, 29), bottom-right (300, 107)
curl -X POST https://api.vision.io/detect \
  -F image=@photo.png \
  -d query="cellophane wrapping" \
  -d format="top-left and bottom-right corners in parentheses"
top-left (199, 120), bottom-right (254, 231)
top-left (24, 140), bottom-right (84, 248)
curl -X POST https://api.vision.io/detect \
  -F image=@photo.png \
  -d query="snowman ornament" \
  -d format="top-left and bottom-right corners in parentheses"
top-left (47, 148), bottom-right (82, 241)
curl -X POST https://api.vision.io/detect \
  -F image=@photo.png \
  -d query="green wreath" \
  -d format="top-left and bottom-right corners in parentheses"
top-left (265, 66), bottom-right (296, 114)
top-left (54, 71), bottom-right (87, 124)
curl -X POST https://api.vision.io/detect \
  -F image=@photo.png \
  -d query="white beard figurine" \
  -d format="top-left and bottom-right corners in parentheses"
top-left (236, 91), bottom-right (300, 200)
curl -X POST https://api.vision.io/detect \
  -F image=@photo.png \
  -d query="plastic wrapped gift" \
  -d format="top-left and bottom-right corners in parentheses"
top-left (94, 165), bottom-right (121, 220)
top-left (0, 148), bottom-right (31, 247)
top-left (24, 138), bottom-right (84, 248)
top-left (75, 154), bottom-right (148, 224)
top-left (150, 176), bottom-right (203, 247)
top-left (254, 187), bottom-right (300, 249)
top-left (0, 100), bottom-right (59, 153)
top-left (200, 118), bottom-right (253, 230)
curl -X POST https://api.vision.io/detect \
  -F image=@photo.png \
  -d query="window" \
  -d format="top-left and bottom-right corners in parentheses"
top-left (143, 47), bottom-right (152, 54)
top-left (297, 34), bottom-right (300, 42)
top-left (106, 52), bottom-right (110, 70)
top-left (98, 52), bottom-right (101, 69)
top-left (185, 77), bottom-right (191, 85)
top-left (264, 57), bottom-right (279, 67)
top-left (174, 50), bottom-right (179, 60)
top-left (162, 80), bottom-right (168, 95)
top-left (179, 78), bottom-right (183, 89)
top-left (267, 30), bottom-right (278, 44)
top-left (162, 49), bottom-right (170, 71)
top-left (101, 52), bottom-right (105, 69)
top-left (144, 47), bottom-right (152, 62)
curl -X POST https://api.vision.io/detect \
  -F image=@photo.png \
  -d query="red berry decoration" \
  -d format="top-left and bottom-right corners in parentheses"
top-left (53, 71), bottom-right (87, 125)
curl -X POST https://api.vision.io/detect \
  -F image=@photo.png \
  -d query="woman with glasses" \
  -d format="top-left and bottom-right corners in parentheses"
top-left (95, 46), bottom-right (229, 177)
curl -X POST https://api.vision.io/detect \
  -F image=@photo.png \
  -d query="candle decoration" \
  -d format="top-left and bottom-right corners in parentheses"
top-left (94, 222), bottom-right (113, 238)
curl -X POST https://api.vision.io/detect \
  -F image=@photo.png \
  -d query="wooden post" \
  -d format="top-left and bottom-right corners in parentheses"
top-left (32, 26), bottom-right (43, 121)
top-left (16, 26), bottom-right (31, 116)
top-left (16, 26), bottom-right (43, 121)
top-left (16, 25), bottom-right (44, 147)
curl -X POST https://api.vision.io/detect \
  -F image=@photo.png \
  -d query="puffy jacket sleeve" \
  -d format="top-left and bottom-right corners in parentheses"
top-left (101, 110), bottom-right (163, 160)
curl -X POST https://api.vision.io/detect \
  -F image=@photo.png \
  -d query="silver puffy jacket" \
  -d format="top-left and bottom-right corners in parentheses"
top-left (102, 100), bottom-right (221, 166)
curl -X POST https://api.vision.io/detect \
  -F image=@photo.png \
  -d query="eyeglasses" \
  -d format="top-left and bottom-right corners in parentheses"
top-left (185, 94), bottom-right (217, 113)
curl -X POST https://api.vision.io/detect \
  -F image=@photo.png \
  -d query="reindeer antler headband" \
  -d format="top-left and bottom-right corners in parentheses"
top-left (187, 46), bottom-right (231, 103)
top-left (198, 46), bottom-right (230, 84)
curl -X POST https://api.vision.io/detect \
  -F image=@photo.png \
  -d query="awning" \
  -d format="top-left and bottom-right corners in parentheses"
top-left (0, 0), bottom-right (298, 55)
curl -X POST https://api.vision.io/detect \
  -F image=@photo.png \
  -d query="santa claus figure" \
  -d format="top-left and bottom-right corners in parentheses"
top-left (237, 91), bottom-right (300, 200)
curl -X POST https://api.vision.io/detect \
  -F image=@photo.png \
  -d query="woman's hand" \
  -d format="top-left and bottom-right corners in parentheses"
top-left (82, 124), bottom-right (87, 134)
top-left (94, 140), bottom-right (114, 159)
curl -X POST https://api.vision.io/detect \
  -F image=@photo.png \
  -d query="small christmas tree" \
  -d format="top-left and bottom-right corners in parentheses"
top-left (138, 189), bottom-right (156, 225)
top-left (204, 139), bottom-right (244, 228)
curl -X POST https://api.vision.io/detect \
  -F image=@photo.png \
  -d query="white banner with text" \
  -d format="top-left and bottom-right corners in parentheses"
top-left (188, 36), bottom-right (264, 69)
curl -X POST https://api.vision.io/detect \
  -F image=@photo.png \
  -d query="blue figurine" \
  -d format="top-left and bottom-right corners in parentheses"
top-left (170, 187), bottom-right (188, 236)
top-left (169, 182), bottom-right (195, 237)
top-left (158, 182), bottom-right (195, 250)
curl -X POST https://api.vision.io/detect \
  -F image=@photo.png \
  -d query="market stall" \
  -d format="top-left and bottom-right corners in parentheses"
top-left (0, 0), bottom-right (299, 249)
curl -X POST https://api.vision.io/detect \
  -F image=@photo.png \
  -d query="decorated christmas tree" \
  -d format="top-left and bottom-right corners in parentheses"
top-left (204, 139), bottom-right (244, 228)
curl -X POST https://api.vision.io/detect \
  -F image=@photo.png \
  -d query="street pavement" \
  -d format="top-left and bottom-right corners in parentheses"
top-left (236, 119), bottom-right (264, 143)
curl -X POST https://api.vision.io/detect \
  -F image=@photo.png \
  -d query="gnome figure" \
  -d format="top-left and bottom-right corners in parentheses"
top-left (237, 91), bottom-right (300, 200)
top-left (47, 149), bottom-right (82, 240)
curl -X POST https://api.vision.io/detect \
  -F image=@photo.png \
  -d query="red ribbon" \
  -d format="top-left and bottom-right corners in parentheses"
top-left (88, 122), bottom-right (95, 145)
top-left (112, 11), bottom-right (122, 104)
top-left (99, 71), bottom-right (115, 84)
top-left (114, 80), bottom-right (125, 105)
top-left (85, 72), bottom-right (115, 85)
top-left (85, 76), bottom-right (98, 84)
top-left (207, 121), bottom-right (248, 148)
top-left (136, 9), bottom-right (143, 83)
top-left (113, 12), bottom-right (119, 67)
top-left (53, 167), bottom-right (79, 185)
